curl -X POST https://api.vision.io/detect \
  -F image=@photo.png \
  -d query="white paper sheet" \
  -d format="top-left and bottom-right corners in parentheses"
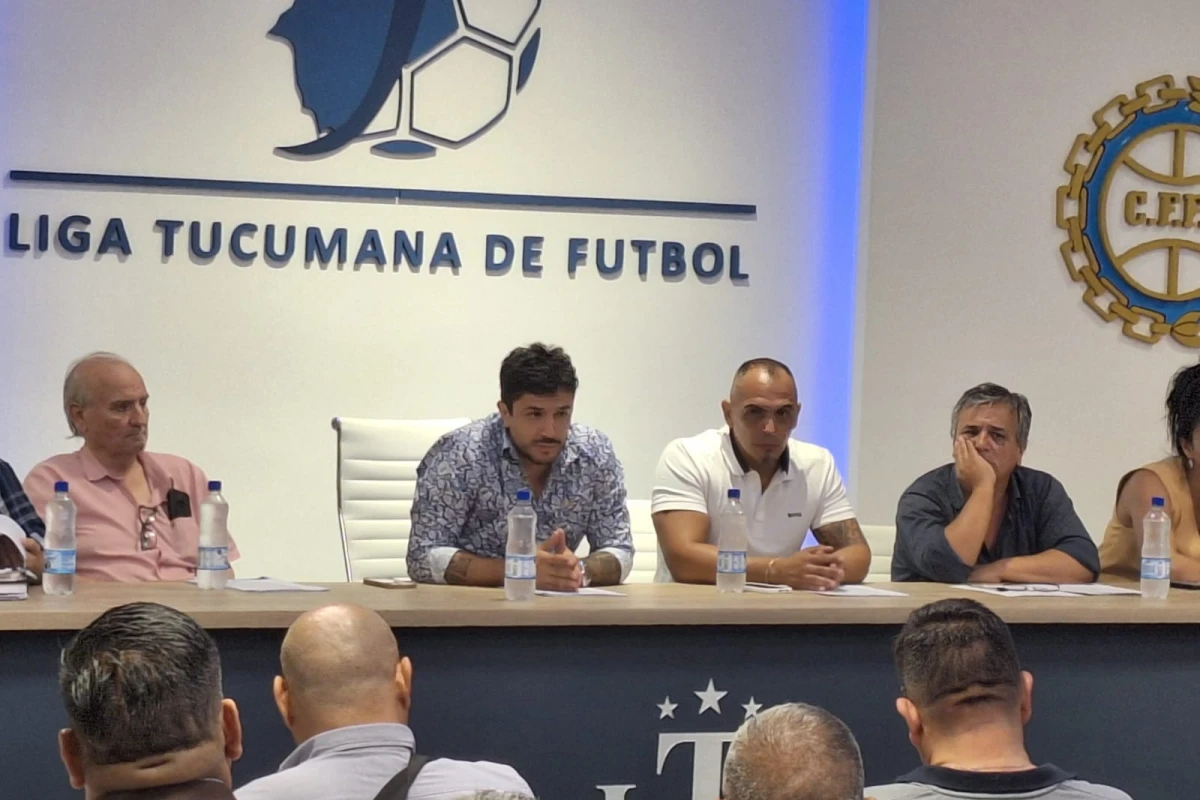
top-left (808, 584), bottom-right (908, 597)
top-left (0, 515), bottom-right (27, 568)
top-left (226, 577), bottom-right (329, 593)
top-left (1055, 584), bottom-right (1140, 596)
top-left (954, 583), bottom-right (1099, 598)
top-left (534, 587), bottom-right (625, 597)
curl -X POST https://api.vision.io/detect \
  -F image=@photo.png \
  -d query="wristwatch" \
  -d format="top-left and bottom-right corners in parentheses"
top-left (580, 559), bottom-right (592, 588)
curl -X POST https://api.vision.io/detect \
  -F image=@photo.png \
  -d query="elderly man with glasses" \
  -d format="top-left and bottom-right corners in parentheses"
top-left (24, 352), bottom-right (238, 582)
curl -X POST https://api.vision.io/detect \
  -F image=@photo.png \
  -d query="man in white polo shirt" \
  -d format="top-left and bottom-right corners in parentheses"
top-left (652, 358), bottom-right (870, 589)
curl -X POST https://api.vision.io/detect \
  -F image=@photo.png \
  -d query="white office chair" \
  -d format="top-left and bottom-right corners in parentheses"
top-left (626, 499), bottom-right (659, 583)
top-left (573, 498), bottom-right (657, 583)
top-left (332, 416), bottom-right (469, 582)
top-left (862, 524), bottom-right (896, 582)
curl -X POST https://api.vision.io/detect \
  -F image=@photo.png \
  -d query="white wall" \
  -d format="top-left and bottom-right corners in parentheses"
top-left (0, 0), bottom-right (865, 580)
top-left (856, 0), bottom-right (1200, 534)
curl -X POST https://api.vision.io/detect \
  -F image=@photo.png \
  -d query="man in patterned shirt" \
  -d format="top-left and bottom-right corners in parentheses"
top-left (0, 457), bottom-right (46, 577)
top-left (406, 343), bottom-right (633, 588)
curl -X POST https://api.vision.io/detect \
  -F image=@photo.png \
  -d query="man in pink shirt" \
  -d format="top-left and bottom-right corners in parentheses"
top-left (24, 352), bottom-right (238, 582)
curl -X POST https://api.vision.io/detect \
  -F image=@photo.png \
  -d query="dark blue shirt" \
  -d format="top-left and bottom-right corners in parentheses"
top-left (892, 464), bottom-right (1100, 582)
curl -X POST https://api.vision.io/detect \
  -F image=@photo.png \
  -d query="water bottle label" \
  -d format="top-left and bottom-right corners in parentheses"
top-left (717, 550), bottom-right (747, 574)
top-left (1141, 557), bottom-right (1170, 581)
top-left (45, 549), bottom-right (76, 575)
top-left (505, 554), bottom-right (536, 580)
top-left (198, 546), bottom-right (230, 571)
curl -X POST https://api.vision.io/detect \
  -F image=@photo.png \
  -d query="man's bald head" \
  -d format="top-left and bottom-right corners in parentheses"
top-left (729, 358), bottom-right (796, 403)
top-left (63, 352), bottom-right (150, 460)
top-left (723, 359), bottom-right (800, 471)
top-left (63, 352), bottom-right (140, 435)
top-left (281, 604), bottom-right (401, 705)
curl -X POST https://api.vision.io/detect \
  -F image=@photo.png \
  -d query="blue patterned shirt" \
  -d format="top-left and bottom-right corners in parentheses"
top-left (0, 458), bottom-right (44, 542)
top-left (406, 414), bottom-right (634, 583)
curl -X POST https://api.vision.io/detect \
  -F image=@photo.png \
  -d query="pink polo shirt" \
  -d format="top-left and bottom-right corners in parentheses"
top-left (24, 448), bottom-right (239, 582)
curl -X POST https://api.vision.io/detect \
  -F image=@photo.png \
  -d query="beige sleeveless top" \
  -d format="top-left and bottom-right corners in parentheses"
top-left (1099, 457), bottom-right (1200, 577)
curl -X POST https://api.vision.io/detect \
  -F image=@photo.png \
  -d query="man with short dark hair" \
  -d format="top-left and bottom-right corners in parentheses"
top-left (235, 604), bottom-right (531, 800)
top-left (406, 343), bottom-right (633, 588)
top-left (652, 358), bottom-right (870, 589)
top-left (892, 383), bottom-right (1098, 583)
top-left (868, 599), bottom-right (1131, 799)
top-left (722, 702), bottom-right (865, 800)
top-left (57, 602), bottom-right (243, 799)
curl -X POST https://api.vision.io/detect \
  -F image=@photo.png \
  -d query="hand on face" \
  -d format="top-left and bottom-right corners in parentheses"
top-left (953, 435), bottom-right (996, 493)
top-left (536, 528), bottom-right (582, 591)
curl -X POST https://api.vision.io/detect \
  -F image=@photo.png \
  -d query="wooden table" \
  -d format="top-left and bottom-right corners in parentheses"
top-left (0, 579), bottom-right (1176, 630)
top-left (1, 581), bottom-right (1192, 800)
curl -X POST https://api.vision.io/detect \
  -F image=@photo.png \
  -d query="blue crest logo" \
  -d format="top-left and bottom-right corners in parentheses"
top-left (270, 0), bottom-right (542, 158)
top-left (1058, 75), bottom-right (1200, 346)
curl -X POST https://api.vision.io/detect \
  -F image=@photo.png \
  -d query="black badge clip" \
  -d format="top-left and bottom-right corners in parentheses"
top-left (165, 488), bottom-right (192, 520)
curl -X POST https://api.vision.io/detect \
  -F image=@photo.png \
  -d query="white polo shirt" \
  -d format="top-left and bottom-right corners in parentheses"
top-left (651, 427), bottom-right (855, 581)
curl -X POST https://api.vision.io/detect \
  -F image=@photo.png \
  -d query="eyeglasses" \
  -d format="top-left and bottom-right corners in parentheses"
top-left (137, 505), bottom-right (159, 551)
top-left (990, 583), bottom-right (1060, 593)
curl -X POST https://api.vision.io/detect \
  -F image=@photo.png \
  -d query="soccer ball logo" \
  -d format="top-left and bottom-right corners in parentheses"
top-left (271, 0), bottom-right (543, 158)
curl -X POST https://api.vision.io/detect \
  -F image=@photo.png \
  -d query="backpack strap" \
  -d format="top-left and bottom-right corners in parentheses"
top-left (369, 754), bottom-right (432, 800)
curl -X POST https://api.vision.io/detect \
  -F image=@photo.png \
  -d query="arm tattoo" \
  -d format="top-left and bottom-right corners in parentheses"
top-left (445, 551), bottom-right (472, 585)
top-left (813, 519), bottom-right (867, 550)
top-left (583, 552), bottom-right (623, 586)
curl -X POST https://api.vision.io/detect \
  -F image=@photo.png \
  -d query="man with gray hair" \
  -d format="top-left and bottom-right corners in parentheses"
top-left (891, 383), bottom-right (1098, 583)
top-left (24, 352), bottom-right (237, 581)
top-left (722, 702), bottom-right (865, 800)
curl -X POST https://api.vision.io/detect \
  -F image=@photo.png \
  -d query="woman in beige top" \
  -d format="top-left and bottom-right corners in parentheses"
top-left (1100, 363), bottom-right (1200, 579)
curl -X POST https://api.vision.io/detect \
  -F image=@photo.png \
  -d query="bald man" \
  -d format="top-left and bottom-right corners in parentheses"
top-left (24, 352), bottom-right (238, 581)
top-left (652, 358), bottom-right (870, 589)
top-left (235, 604), bottom-right (532, 800)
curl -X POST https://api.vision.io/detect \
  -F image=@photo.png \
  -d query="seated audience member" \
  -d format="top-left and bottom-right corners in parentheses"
top-left (58, 602), bottom-right (243, 799)
top-left (406, 343), bottom-right (633, 589)
top-left (867, 599), bottom-right (1132, 800)
top-left (0, 456), bottom-right (45, 577)
top-left (24, 352), bottom-right (238, 581)
top-left (722, 702), bottom-right (865, 800)
top-left (236, 603), bottom-right (532, 800)
top-left (652, 358), bottom-right (870, 589)
top-left (1101, 363), bottom-right (1200, 580)
top-left (892, 383), bottom-right (1098, 583)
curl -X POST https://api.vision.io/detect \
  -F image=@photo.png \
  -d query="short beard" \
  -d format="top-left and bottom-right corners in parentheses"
top-left (512, 440), bottom-right (560, 467)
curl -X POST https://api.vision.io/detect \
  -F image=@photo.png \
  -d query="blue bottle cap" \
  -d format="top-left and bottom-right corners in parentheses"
top-left (208, 480), bottom-right (222, 491)
top-left (516, 489), bottom-right (532, 501)
top-left (1151, 496), bottom-right (1165, 507)
top-left (727, 488), bottom-right (741, 499)
top-left (54, 481), bottom-right (68, 493)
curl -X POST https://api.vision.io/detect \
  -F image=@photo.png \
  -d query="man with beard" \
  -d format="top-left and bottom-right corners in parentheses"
top-left (892, 383), bottom-right (1098, 584)
top-left (406, 344), bottom-right (633, 589)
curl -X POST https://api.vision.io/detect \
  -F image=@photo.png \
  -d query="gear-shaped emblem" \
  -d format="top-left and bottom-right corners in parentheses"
top-left (1057, 74), bottom-right (1200, 346)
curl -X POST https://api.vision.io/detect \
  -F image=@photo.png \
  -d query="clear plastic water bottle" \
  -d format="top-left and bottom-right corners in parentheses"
top-left (505, 489), bottom-right (537, 601)
top-left (197, 480), bottom-right (230, 590)
top-left (716, 488), bottom-right (748, 593)
top-left (1141, 496), bottom-right (1171, 600)
top-left (44, 481), bottom-right (77, 596)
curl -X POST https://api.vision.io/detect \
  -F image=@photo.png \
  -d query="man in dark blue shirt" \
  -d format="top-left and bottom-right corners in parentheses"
top-left (892, 384), bottom-right (1099, 584)
top-left (0, 457), bottom-right (45, 577)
